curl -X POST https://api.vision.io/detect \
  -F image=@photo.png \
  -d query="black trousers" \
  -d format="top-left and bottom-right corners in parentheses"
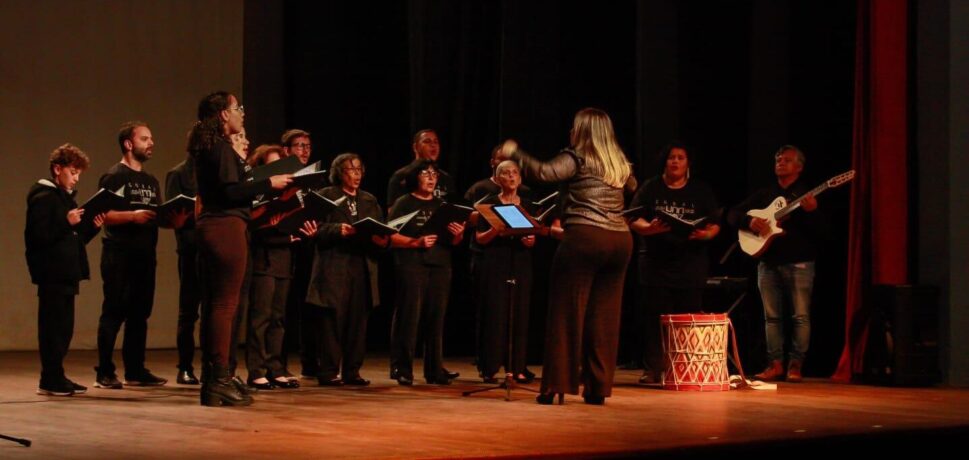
top-left (176, 244), bottom-right (201, 372)
top-left (97, 246), bottom-right (156, 375)
top-left (317, 258), bottom-right (370, 379)
top-left (38, 284), bottom-right (77, 384)
top-left (283, 244), bottom-right (317, 375)
top-left (246, 274), bottom-right (289, 379)
top-left (540, 225), bottom-right (631, 397)
top-left (390, 264), bottom-right (451, 380)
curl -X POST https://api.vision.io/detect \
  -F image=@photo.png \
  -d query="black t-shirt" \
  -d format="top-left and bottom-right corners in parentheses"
top-left (389, 194), bottom-right (453, 267)
top-left (727, 177), bottom-right (826, 265)
top-left (195, 137), bottom-right (272, 221)
top-left (630, 176), bottom-right (719, 288)
top-left (99, 162), bottom-right (160, 251)
top-left (166, 158), bottom-right (197, 251)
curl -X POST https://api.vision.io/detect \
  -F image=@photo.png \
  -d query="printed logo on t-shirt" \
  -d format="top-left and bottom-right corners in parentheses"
top-left (346, 196), bottom-right (358, 218)
top-left (655, 199), bottom-right (696, 219)
top-left (127, 181), bottom-right (158, 207)
top-left (433, 184), bottom-right (448, 200)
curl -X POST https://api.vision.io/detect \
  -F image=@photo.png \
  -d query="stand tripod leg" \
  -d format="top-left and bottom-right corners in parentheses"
top-left (462, 266), bottom-right (539, 400)
top-left (0, 433), bottom-right (32, 447)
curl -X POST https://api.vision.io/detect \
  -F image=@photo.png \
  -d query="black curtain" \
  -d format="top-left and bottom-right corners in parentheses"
top-left (266, 0), bottom-right (855, 373)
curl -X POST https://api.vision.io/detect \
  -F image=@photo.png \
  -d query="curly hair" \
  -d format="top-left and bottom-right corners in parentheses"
top-left (49, 143), bottom-right (90, 176)
top-left (187, 91), bottom-right (232, 157)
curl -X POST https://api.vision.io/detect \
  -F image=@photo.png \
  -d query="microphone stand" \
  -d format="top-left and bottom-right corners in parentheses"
top-left (463, 234), bottom-right (538, 401)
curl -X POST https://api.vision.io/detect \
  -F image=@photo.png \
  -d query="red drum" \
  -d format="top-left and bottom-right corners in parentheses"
top-left (661, 313), bottom-right (730, 391)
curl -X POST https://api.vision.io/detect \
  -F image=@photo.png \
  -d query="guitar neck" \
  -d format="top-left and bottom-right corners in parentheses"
top-left (774, 182), bottom-right (828, 220)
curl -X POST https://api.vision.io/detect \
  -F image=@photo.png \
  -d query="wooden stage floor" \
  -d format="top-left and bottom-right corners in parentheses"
top-left (1, 350), bottom-right (967, 459)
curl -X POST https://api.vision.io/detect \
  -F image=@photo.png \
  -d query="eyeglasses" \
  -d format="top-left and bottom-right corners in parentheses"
top-left (230, 105), bottom-right (245, 114)
top-left (291, 142), bottom-right (312, 150)
top-left (418, 170), bottom-right (439, 178)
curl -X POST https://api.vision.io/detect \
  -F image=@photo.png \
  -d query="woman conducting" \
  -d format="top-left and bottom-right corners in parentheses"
top-left (497, 107), bottom-right (636, 405)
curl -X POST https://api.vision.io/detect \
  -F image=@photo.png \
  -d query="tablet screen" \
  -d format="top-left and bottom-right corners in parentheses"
top-left (493, 204), bottom-right (535, 229)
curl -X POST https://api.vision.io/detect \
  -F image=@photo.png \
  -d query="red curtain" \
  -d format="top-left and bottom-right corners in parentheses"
top-left (833, 0), bottom-right (909, 382)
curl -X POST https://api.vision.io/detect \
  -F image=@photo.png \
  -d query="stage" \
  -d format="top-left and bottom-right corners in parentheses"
top-left (1, 350), bottom-right (967, 459)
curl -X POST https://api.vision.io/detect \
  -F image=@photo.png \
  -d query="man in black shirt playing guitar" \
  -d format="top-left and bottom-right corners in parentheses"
top-left (728, 145), bottom-right (825, 383)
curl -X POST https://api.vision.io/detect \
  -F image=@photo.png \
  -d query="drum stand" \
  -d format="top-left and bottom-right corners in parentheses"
top-left (463, 255), bottom-right (538, 401)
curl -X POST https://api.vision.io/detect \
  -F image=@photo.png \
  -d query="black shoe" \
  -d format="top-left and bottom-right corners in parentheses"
top-left (583, 395), bottom-right (605, 405)
top-left (231, 375), bottom-right (258, 395)
top-left (426, 375), bottom-right (453, 385)
top-left (201, 367), bottom-right (253, 407)
top-left (536, 392), bottom-right (564, 405)
top-left (390, 368), bottom-right (400, 380)
top-left (247, 378), bottom-right (275, 391)
top-left (124, 369), bottom-right (167, 386)
top-left (37, 379), bottom-right (74, 396)
top-left (272, 376), bottom-right (300, 389)
top-left (94, 369), bottom-right (123, 390)
top-left (176, 369), bottom-right (200, 385)
top-left (514, 372), bottom-right (534, 384)
top-left (481, 374), bottom-right (498, 384)
top-left (396, 374), bottom-right (413, 386)
top-left (441, 368), bottom-right (460, 380)
top-left (343, 376), bottom-right (370, 386)
top-left (318, 376), bottom-right (344, 387)
top-left (522, 367), bottom-right (536, 381)
top-left (66, 379), bottom-right (87, 395)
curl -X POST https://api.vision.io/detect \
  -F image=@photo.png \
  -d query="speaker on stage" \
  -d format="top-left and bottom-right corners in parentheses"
top-left (864, 284), bottom-right (941, 386)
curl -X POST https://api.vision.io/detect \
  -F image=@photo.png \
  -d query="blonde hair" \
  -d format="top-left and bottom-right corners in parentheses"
top-left (570, 108), bottom-right (630, 188)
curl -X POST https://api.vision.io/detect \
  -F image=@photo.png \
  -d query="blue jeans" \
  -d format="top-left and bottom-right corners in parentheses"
top-left (757, 261), bottom-right (815, 362)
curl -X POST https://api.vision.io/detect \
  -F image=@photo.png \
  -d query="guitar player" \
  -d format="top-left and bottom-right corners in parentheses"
top-left (727, 145), bottom-right (827, 382)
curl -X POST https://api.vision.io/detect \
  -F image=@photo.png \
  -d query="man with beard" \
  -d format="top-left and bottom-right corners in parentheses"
top-left (94, 121), bottom-right (166, 389)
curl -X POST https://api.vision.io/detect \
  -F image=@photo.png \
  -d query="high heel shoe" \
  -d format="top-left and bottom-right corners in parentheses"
top-left (536, 392), bottom-right (564, 405)
top-left (583, 394), bottom-right (605, 405)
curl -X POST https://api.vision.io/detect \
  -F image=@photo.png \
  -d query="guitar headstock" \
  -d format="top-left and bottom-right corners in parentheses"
top-left (827, 170), bottom-right (856, 188)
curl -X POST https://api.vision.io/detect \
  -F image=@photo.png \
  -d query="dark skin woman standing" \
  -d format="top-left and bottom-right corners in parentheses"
top-left (188, 91), bottom-right (292, 406)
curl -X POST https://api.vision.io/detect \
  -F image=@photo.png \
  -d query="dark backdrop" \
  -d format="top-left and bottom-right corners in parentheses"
top-left (246, 0), bottom-right (856, 377)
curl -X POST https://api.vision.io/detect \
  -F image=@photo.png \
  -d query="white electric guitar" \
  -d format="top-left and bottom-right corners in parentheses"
top-left (738, 170), bottom-right (855, 257)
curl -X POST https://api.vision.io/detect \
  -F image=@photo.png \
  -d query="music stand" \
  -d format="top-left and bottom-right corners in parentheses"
top-left (463, 204), bottom-right (542, 400)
